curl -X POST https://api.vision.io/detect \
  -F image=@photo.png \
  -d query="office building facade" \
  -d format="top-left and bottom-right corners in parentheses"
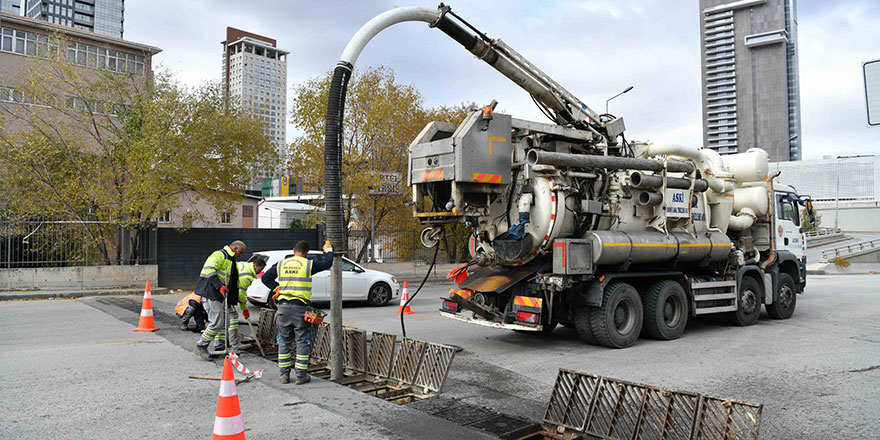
top-left (699, 0), bottom-right (802, 161)
top-left (1, 0), bottom-right (24, 15)
top-left (221, 27), bottom-right (288, 156)
top-left (23, 0), bottom-right (123, 38)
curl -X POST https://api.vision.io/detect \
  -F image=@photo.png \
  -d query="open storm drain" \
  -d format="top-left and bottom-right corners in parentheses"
top-left (256, 309), bottom-right (457, 404)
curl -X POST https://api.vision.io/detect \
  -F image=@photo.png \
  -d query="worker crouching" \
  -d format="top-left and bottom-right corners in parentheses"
top-left (175, 292), bottom-right (207, 331)
top-left (261, 240), bottom-right (333, 384)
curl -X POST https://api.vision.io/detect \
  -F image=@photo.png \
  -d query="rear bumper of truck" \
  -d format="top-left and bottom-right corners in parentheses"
top-left (439, 311), bottom-right (543, 331)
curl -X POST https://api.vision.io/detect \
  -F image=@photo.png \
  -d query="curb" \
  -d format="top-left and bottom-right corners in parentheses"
top-left (0, 287), bottom-right (169, 301)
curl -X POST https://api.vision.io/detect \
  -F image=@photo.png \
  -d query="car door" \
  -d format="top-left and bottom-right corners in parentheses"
top-left (341, 258), bottom-right (367, 299)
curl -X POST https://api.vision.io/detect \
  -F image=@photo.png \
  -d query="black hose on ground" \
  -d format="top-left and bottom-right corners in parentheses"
top-left (400, 244), bottom-right (440, 338)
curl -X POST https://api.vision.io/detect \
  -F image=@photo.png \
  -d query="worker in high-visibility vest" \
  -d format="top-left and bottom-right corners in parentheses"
top-left (260, 240), bottom-right (333, 385)
top-left (175, 292), bottom-right (207, 331)
top-left (195, 240), bottom-right (245, 358)
top-left (226, 258), bottom-right (266, 350)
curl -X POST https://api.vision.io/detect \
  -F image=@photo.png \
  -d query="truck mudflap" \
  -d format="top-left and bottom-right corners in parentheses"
top-left (439, 311), bottom-right (543, 332)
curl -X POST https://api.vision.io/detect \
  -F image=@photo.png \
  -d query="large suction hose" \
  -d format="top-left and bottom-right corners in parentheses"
top-left (323, 6), bottom-right (440, 381)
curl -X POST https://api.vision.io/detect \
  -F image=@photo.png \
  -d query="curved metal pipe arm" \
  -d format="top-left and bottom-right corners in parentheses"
top-left (338, 6), bottom-right (441, 68)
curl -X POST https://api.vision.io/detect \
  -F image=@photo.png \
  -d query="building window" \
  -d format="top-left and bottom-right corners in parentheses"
top-left (220, 212), bottom-right (232, 224)
top-left (158, 211), bottom-right (172, 223)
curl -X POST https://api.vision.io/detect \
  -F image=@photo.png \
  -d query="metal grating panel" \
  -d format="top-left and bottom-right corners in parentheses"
top-left (311, 322), bottom-right (331, 362)
top-left (413, 342), bottom-right (457, 393)
top-left (367, 332), bottom-right (397, 378)
top-left (541, 369), bottom-right (761, 440)
top-left (390, 338), bottom-right (427, 385)
top-left (693, 395), bottom-right (762, 440)
top-left (542, 369), bottom-right (600, 431)
top-left (342, 328), bottom-right (367, 373)
top-left (586, 378), bottom-right (648, 439)
top-left (635, 387), bottom-right (699, 440)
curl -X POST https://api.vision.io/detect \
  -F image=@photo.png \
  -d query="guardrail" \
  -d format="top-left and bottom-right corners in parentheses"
top-left (822, 238), bottom-right (880, 262)
top-left (806, 228), bottom-right (842, 238)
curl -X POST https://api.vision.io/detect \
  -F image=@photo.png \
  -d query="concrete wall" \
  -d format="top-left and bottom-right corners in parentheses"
top-left (814, 202), bottom-right (880, 232)
top-left (0, 264), bottom-right (157, 289)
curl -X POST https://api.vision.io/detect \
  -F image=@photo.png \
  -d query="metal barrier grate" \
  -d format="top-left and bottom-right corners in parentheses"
top-left (635, 387), bottom-right (699, 440)
top-left (693, 395), bottom-right (762, 440)
top-left (542, 369), bottom-right (762, 440)
top-left (311, 322), bottom-right (331, 362)
top-left (343, 328), bottom-right (367, 374)
top-left (587, 378), bottom-right (648, 439)
top-left (256, 309), bottom-right (277, 348)
top-left (390, 338), bottom-right (427, 385)
top-left (543, 369), bottom-right (600, 431)
top-left (413, 342), bottom-right (457, 393)
top-left (367, 332), bottom-right (397, 378)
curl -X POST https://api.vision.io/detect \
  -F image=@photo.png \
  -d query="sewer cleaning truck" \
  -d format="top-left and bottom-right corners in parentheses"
top-left (392, 5), bottom-right (816, 348)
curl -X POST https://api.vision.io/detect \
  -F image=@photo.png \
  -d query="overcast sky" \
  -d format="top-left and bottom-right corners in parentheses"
top-left (125, 0), bottom-right (879, 160)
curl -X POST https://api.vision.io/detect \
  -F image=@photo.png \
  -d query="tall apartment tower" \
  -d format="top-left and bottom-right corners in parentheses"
top-left (1, 0), bottom-right (24, 15)
top-left (699, 0), bottom-right (801, 162)
top-left (221, 27), bottom-right (288, 157)
top-left (22, 0), bottom-right (123, 38)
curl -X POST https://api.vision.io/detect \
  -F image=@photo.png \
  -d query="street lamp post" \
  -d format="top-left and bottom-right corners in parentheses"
top-left (774, 134), bottom-right (798, 154)
top-left (605, 86), bottom-right (634, 115)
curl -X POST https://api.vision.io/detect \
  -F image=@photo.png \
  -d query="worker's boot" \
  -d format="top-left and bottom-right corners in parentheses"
top-left (280, 373), bottom-right (290, 384)
top-left (295, 375), bottom-right (311, 385)
top-left (196, 346), bottom-right (211, 361)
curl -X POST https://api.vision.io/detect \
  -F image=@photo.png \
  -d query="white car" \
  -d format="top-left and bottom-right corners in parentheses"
top-left (245, 250), bottom-right (400, 309)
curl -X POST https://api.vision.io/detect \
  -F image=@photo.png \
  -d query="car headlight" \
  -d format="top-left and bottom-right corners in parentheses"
top-left (391, 277), bottom-right (398, 285)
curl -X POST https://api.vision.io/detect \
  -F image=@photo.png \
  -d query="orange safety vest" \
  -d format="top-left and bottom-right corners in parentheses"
top-left (175, 293), bottom-right (202, 315)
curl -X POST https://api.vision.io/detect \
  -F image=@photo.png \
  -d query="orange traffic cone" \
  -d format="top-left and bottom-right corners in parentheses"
top-left (395, 281), bottom-right (414, 315)
top-left (132, 281), bottom-right (159, 332)
top-left (213, 356), bottom-right (245, 440)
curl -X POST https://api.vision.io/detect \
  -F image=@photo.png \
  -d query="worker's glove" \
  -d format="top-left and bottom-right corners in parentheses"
top-left (272, 286), bottom-right (280, 300)
top-left (219, 285), bottom-right (228, 297)
top-left (323, 240), bottom-right (333, 253)
top-left (242, 310), bottom-right (250, 320)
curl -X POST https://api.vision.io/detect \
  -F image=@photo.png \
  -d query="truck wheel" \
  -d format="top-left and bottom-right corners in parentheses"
top-left (589, 282), bottom-right (643, 348)
top-left (766, 273), bottom-right (796, 319)
top-left (641, 280), bottom-right (688, 340)
top-left (730, 276), bottom-right (762, 326)
top-left (573, 307), bottom-right (597, 345)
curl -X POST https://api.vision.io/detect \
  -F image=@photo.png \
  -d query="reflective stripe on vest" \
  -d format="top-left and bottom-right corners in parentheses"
top-left (277, 256), bottom-right (312, 302)
top-left (199, 246), bottom-right (233, 283)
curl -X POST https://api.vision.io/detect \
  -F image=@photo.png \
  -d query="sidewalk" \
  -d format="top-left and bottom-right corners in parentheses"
top-left (0, 286), bottom-right (169, 300)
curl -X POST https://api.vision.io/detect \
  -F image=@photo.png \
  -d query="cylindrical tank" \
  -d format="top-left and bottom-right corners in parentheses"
top-left (722, 148), bottom-right (769, 183)
top-left (732, 186), bottom-right (769, 217)
top-left (586, 231), bottom-right (731, 265)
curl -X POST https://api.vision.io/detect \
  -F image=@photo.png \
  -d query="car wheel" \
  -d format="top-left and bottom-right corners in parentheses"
top-left (766, 272), bottom-right (797, 319)
top-left (367, 282), bottom-right (392, 306)
top-left (266, 292), bottom-right (277, 310)
top-left (730, 276), bottom-right (762, 326)
top-left (641, 280), bottom-right (688, 340)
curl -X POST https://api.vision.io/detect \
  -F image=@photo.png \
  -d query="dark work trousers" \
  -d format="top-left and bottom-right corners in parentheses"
top-left (275, 300), bottom-right (310, 377)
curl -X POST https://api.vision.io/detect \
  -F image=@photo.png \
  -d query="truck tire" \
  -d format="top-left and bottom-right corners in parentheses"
top-left (589, 282), bottom-right (643, 348)
top-left (573, 307), bottom-right (597, 345)
top-left (730, 276), bottom-right (761, 326)
top-left (641, 280), bottom-right (688, 340)
top-left (766, 272), bottom-right (796, 319)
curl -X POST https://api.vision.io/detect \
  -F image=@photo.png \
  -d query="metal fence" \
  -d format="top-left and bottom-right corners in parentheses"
top-left (0, 216), bottom-right (156, 268)
top-left (346, 229), bottom-right (468, 264)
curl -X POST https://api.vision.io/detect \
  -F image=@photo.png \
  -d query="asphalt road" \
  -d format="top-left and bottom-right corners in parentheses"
top-left (312, 274), bottom-right (880, 439)
top-left (2, 274), bottom-right (878, 439)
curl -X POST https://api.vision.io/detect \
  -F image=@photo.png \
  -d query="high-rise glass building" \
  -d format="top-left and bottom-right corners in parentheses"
top-left (221, 27), bottom-right (288, 157)
top-left (699, 0), bottom-right (802, 162)
top-left (23, 0), bottom-right (123, 39)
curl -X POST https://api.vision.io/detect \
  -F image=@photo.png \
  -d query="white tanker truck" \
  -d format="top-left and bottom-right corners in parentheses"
top-left (395, 5), bottom-right (816, 348)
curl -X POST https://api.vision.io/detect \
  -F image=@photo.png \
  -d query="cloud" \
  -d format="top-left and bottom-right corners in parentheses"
top-left (123, 1), bottom-right (879, 159)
